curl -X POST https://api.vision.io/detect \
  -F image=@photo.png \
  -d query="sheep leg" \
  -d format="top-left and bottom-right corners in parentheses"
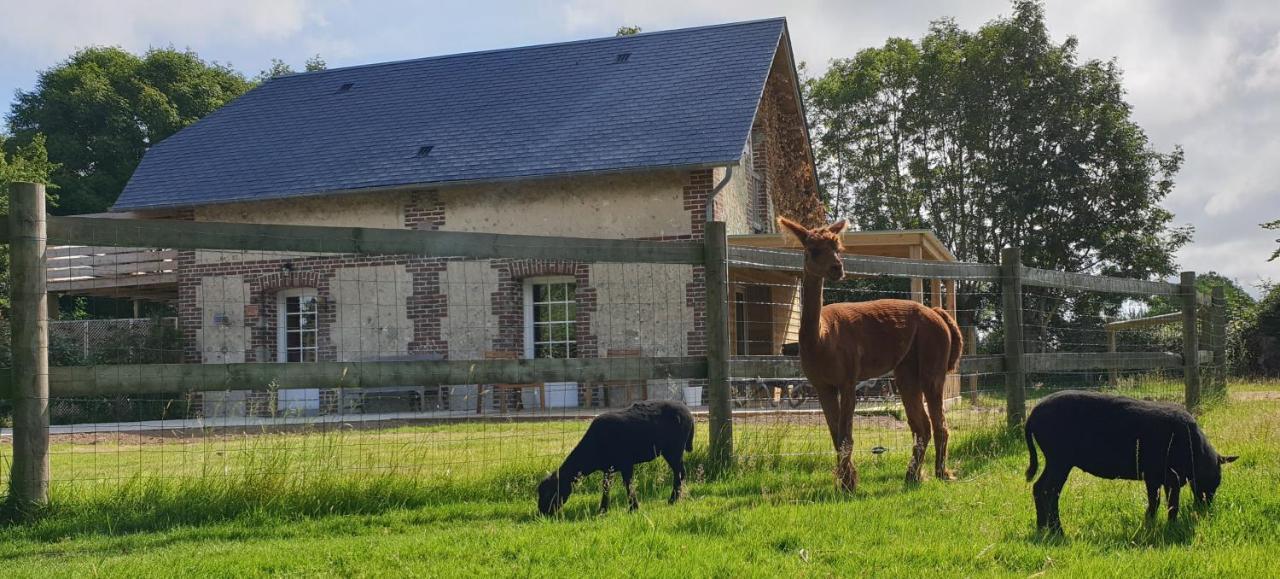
top-left (1165, 481), bottom-right (1182, 522)
top-left (1033, 461), bottom-right (1070, 533)
top-left (664, 451), bottom-right (686, 504)
top-left (621, 465), bottom-right (639, 511)
top-left (599, 469), bottom-right (614, 514)
top-left (1144, 478), bottom-right (1161, 520)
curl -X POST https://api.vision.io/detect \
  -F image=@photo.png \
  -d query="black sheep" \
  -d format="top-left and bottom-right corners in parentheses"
top-left (1024, 390), bottom-right (1237, 532)
top-left (538, 400), bottom-right (695, 515)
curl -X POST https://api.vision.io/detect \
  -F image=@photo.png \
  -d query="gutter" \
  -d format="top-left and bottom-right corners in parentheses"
top-left (707, 165), bottom-right (735, 222)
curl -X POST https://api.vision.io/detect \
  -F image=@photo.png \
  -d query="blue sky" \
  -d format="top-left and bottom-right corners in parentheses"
top-left (1, 0), bottom-right (1277, 293)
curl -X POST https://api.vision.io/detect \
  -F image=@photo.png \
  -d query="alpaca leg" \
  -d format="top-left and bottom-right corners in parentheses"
top-left (815, 385), bottom-right (849, 489)
top-left (900, 390), bottom-right (931, 484)
top-left (924, 385), bottom-right (955, 480)
top-left (836, 383), bottom-right (859, 492)
top-left (816, 385), bottom-right (841, 449)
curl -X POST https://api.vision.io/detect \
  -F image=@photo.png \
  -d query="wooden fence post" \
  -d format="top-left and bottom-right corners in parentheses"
top-left (1210, 285), bottom-right (1227, 396)
top-left (1106, 328), bottom-right (1118, 386)
top-left (6, 182), bottom-right (50, 514)
top-left (704, 221), bottom-right (732, 469)
top-left (1001, 247), bottom-right (1026, 427)
top-left (1181, 271), bottom-right (1201, 411)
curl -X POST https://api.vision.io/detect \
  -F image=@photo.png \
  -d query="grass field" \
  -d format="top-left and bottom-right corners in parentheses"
top-left (1, 382), bottom-right (1277, 577)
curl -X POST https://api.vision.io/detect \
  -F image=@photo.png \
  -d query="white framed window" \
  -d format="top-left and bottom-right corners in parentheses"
top-left (277, 289), bottom-right (319, 363)
top-left (523, 277), bottom-right (577, 359)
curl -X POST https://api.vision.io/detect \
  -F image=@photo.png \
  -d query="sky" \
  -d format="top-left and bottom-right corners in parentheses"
top-left (1, 0), bottom-right (1277, 295)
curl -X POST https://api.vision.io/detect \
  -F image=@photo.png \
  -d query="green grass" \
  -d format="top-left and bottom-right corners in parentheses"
top-left (1, 386), bottom-right (1278, 577)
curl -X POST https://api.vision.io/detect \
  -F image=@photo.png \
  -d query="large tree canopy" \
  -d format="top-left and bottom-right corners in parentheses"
top-left (5, 47), bottom-right (252, 215)
top-left (805, 1), bottom-right (1189, 344)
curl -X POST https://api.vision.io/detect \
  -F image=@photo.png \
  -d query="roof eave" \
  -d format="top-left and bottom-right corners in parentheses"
top-left (110, 159), bottom-right (742, 213)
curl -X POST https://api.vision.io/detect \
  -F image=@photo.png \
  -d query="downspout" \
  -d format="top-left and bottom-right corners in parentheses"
top-left (707, 165), bottom-right (735, 222)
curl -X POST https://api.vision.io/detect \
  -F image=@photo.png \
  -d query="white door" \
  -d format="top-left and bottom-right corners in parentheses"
top-left (524, 277), bottom-right (577, 408)
top-left (277, 289), bottom-right (320, 415)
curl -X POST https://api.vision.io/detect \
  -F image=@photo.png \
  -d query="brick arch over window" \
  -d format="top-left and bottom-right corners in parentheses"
top-left (507, 260), bottom-right (578, 281)
top-left (258, 271), bottom-right (323, 294)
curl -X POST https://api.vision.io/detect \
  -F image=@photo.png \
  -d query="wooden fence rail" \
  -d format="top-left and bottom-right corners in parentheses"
top-left (0, 180), bottom-right (1230, 512)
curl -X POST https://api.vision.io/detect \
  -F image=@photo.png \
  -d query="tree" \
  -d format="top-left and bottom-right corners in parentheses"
top-left (616, 26), bottom-right (642, 36)
top-left (0, 133), bottom-right (57, 314)
top-left (256, 54), bottom-right (327, 81)
top-left (5, 47), bottom-right (252, 215)
top-left (1264, 219), bottom-right (1279, 262)
top-left (805, 0), bottom-right (1188, 348)
top-left (1242, 282), bottom-right (1280, 376)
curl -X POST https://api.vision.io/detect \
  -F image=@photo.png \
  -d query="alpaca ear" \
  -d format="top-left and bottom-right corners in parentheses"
top-left (826, 220), bottom-right (848, 235)
top-left (777, 217), bottom-right (809, 242)
top-left (1220, 455), bottom-right (1239, 464)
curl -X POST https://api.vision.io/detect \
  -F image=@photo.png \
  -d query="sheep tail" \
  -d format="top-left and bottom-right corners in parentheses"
top-left (1025, 424), bottom-right (1039, 482)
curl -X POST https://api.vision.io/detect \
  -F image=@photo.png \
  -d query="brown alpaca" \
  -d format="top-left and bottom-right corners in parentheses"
top-left (778, 217), bottom-right (963, 491)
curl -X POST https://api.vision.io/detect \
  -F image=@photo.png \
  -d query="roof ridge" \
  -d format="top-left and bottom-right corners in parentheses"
top-left (264, 17), bottom-right (786, 82)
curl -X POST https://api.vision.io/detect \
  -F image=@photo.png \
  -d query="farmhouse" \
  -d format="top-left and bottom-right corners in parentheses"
top-left (49, 19), bottom-right (958, 416)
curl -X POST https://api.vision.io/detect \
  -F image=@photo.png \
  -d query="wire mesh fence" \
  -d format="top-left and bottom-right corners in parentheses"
top-left (0, 204), bottom-right (1232, 513)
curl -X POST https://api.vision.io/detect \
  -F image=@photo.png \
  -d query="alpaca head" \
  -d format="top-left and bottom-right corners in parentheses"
top-left (778, 217), bottom-right (847, 282)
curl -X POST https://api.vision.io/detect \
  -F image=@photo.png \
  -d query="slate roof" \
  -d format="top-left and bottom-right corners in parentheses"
top-left (113, 18), bottom-right (789, 211)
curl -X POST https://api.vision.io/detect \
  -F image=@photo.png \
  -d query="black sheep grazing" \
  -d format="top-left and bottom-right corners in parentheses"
top-left (538, 400), bottom-right (695, 515)
top-left (1024, 390), bottom-right (1237, 532)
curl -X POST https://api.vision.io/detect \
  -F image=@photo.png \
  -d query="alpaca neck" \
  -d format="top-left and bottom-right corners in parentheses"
top-left (799, 271), bottom-right (824, 350)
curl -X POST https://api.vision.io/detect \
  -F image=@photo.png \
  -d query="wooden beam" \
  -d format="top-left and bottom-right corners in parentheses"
top-left (7, 182), bottom-right (50, 511)
top-left (45, 216), bottom-right (705, 265)
top-left (1024, 352), bottom-right (1184, 372)
top-left (0, 357), bottom-right (708, 398)
top-left (726, 246), bottom-right (1001, 279)
top-left (727, 354), bottom-right (1004, 379)
top-left (909, 246), bottom-right (924, 303)
top-left (1001, 248), bottom-right (1026, 427)
top-left (704, 221), bottom-right (733, 469)
top-left (930, 278), bottom-right (942, 308)
top-left (1182, 271), bottom-right (1201, 411)
top-left (1020, 266), bottom-right (1180, 296)
top-left (1104, 312), bottom-right (1182, 332)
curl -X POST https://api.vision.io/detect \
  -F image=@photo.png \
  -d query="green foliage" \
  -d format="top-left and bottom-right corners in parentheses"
top-left (0, 133), bottom-right (58, 314)
top-left (255, 54), bottom-right (327, 81)
top-left (804, 0), bottom-right (1188, 346)
top-left (1242, 283), bottom-right (1280, 376)
top-left (5, 47), bottom-right (252, 214)
top-left (1, 396), bottom-right (1276, 575)
top-left (615, 25), bottom-right (642, 36)
top-left (1265, 219), bottom-right (1279, 262)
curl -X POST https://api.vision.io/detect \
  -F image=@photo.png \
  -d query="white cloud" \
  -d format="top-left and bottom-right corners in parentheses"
top-left (0, 0), bottom-right (317, 60)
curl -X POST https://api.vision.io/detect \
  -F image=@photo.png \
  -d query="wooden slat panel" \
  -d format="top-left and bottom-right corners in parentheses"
top-left (1020, 266), bottom-right (1180, 296)
top-left (47, 250), bottom-right (177, 269)
top-left (46, 245), bottom-right (159, 259)
top-left (48, 258), bottom-right (176, 278)
top-left (1024, 352), bottom-right (1183, 372)
top-left (727, 246), bottom-right (1001, 279)
top-left (47, 273), bottom-right (178, 293)
top-left (45, 216), bottom-right (705, 265)
top-left (18, 357), bottom-right (707, 397)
